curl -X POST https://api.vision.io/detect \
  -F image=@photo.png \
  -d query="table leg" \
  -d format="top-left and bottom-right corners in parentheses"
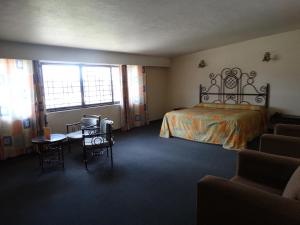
top-left (61, 143), bottom-right (65, 168)
top-left (110, 146), bottom-right (113, 169)
top-left (38, 144), bottom-right (44, 172)
top-left (57, 145), bottom-right (61, 161)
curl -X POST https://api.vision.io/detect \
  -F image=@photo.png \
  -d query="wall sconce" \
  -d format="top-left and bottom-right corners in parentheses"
top-left (198, 60), bottom-right (206, 68)
top-left (262, 52), bottom-right (271, 62)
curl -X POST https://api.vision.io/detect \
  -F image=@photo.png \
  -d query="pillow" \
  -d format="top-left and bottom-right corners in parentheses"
top-left (282, 166), bottom-right (300, 200)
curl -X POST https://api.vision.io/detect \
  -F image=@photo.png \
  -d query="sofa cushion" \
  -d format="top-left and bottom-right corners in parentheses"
top-left (231, 176), bottom-right (282, 195)
top-left (282, 166), bottom-right (300, 200)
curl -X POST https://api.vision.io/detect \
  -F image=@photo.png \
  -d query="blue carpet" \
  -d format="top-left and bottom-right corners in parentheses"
top-left (0, 121), bottom-right (237, 225)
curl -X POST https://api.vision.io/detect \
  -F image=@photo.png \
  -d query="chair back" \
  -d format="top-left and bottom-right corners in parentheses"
top-left (81, 115), bottom-right (101, 128)
top-left (100, 118), bottom-right (114, 144)
top-left (82, 118), bottom-right (114, 148)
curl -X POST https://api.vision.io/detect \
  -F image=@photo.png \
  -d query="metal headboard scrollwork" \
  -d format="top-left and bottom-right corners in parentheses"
top-left (199, 67), bottom-right (270, 107)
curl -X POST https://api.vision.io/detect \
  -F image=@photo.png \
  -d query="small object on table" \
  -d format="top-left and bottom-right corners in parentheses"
top-left (43, 127), bottom-right (51, 139)
top-left (32, 134), bottom-right (66, 172)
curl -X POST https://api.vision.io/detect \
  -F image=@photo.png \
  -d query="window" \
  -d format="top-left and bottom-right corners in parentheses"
top-left (42, 65), bottom-right (82, 109)
top-left (41, 63), bottom-right (121, 111)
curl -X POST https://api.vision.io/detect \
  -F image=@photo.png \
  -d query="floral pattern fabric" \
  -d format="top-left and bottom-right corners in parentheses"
top-left (160, 103), bottom-right (267, 150)
top-left (120, 65), bottom-right (149, 131)
top-left (0, 59), bottom-right (36, 160)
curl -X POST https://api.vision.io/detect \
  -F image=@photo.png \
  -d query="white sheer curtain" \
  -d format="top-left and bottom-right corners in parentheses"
top-left (0, 59), bottom-right (35, 160)
top-left (120, 65), bottom-right (148, 131)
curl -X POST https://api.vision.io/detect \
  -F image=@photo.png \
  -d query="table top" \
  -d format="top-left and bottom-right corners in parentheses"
top-left (32, 134), bottom-right (67, 144)
top-left (66, 130), bottom-right (82, 139)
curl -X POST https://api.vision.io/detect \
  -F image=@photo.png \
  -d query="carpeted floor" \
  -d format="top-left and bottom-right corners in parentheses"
top-left (0, 121), bottom-right (239, 225)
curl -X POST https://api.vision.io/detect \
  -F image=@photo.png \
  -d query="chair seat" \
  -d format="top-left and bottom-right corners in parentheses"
top-left (231, 176), bottom-right (283, 195)
top-left (66, 130), bottom-right (82, 139)
top-left (84, 137), bottom-right (109, 147)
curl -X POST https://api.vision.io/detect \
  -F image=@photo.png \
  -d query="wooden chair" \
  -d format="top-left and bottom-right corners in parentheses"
top-left (82, 118), bottom-right (114, 169)
top-left (66, 115), bottom-right (101, 152)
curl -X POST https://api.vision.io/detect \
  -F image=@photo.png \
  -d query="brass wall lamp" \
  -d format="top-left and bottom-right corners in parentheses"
top-left (262, 52), bottom-right (271, 62)
top-left (198, 60), bottom-right (206, 68)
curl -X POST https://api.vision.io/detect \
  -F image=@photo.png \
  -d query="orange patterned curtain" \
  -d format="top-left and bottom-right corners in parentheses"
top-left (32, 61), bottom-right (47, 135)
top-left (120, 65), bottom-right (149, 131)
top-left (0, 59), bottom-right (36, 160)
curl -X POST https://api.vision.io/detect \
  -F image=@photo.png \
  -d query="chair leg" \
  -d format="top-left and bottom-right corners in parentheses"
top-left (68, 139), bottom-right (71, 153)
top-left (83, 149), bottom-right (88, 169)
top-left (39, 144), bottom-right (44, 172)
top-left (61, 144), bottom-right (65, 169)
top-left (110, 146), bottom-right (113, 168)
top-left (57, 146), bottom-right (61, 160)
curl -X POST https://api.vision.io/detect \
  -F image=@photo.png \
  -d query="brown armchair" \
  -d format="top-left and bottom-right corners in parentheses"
top-left (197, 150), bottom-right (300, 225)
top-left (275, 123), bottom-right (300, 137)
top-left (260, 124), bottom-right (300, 158)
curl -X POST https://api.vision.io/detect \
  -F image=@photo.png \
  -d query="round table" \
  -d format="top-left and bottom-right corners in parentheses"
top-left (32, 134), bottom-right (67, 171)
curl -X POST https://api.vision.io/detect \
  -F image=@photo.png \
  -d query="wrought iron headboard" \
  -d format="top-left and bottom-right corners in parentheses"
top-left (199, 67), bottom-right (270, 107)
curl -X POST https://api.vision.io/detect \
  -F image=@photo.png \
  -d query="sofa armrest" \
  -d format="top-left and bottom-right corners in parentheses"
top-left (197, 175), bottom-right (300, 225)
top-left (275, 123), bottom-right (300, 137)
top-left (237, 150), bottom-right (300, 190)
top-left (260, 134), bottom-right (300, 158)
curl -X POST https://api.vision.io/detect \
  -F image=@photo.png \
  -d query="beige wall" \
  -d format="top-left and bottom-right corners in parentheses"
top-left (146, 66), bottom-right (170, 121)
top-left (169, 29), bottom-right (300, 115)
top-left (0, 41), bottom-right (170, 67)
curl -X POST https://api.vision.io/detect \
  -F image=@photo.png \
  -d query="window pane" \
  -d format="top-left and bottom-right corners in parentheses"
top-left (82, 66), bottom-right (113, 104)
top-left (42, 64), bottom-right (81, 109)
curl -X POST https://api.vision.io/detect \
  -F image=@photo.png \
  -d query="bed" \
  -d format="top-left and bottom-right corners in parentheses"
top-left (160, 67), bottom-right (270, 150)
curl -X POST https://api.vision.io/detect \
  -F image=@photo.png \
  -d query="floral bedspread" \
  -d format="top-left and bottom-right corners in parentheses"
top-left (160, 103), bottom-right (267, 150)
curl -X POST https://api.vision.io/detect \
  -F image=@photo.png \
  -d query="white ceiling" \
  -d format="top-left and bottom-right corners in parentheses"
top-left (0, 0), bottom-right (300, 57)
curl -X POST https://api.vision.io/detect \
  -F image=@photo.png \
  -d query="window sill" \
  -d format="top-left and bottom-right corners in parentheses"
top-left (46, 103), bottom-right (121, 113)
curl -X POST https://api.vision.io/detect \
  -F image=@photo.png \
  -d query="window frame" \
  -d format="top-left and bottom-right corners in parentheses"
top-left (41, 62), bottom-right (120, 112)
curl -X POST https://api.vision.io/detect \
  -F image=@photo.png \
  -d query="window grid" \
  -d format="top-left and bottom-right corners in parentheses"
top-left (82, 66), bottom-right (113, 105)
top-left (41, 63), bottom-right (120, 112)
top-left (44, 80), bottom-right (82, 109)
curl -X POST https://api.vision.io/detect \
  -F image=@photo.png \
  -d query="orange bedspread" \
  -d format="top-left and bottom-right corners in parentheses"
top-left (160, 103), bottom-right (267, 150)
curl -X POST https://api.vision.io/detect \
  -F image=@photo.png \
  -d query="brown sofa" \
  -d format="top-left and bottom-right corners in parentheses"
top-left (197, 150), bottom-right (300, 225)
top-left (260, 124), bottom-right (300, 158)
top-left (275, 123), bottom-right (300, 137)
